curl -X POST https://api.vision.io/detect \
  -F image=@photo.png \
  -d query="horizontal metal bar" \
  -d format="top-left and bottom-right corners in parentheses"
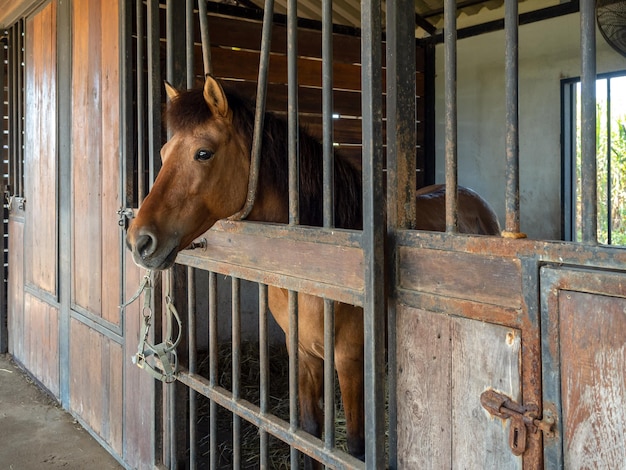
top-left (176, 369), bottom-right (365, 469)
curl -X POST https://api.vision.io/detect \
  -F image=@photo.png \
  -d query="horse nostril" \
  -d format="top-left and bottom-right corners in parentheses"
top-left (135, 233), bottom-right (157, 259)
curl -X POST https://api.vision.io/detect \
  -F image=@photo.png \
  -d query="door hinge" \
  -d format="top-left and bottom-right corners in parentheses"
top-left (481, 389), bottom-right (555, 456)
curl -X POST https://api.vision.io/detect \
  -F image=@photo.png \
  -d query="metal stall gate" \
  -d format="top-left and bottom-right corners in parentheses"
top-left (122, 0), bottom-right (426, 468)
top-left (124, 0), bottom-right (626, 469)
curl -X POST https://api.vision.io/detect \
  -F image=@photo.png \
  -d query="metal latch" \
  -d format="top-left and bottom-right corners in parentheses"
top-left (481, 389), bottom-right (555, 456)
top-left (117, 207), bottom-right (135, 228)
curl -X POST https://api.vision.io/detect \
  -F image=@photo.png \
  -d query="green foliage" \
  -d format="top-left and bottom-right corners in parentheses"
top-left (575, 77), bottom-right (626, 245)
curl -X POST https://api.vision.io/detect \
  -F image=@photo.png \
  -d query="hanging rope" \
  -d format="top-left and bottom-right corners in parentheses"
top-left (121, 271), bottom-right (182, 383)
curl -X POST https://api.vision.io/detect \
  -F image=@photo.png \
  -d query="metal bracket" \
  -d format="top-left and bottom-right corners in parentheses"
top-left (481, 389), bottom-right (555, 456)
top-left (117, 207), bottom-right (135, 228)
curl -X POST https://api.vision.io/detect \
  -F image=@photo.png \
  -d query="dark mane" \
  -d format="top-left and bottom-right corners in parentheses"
top-left (165, 86), bottom-right (363, 229)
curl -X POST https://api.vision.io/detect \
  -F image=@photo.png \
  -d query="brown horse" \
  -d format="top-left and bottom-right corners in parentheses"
top-left (126, 75), bottom-right (501, 464)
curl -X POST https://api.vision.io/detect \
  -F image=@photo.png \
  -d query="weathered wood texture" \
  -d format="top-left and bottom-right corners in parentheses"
top-left (69, 318), bottom-right (123, 455)
top-left (23, 293), bottom-right (59, 396)
top-left (122, 254), bottom-right (156, 469)
top-left (397, 305), bottom-right (522, 469)
top-left (24, 0), bottom-right (56, 295)
top-left (71, 0), bottom-right (121, 325)
top-left (7, 217), bottom-right (24, 358)
top-left (559, 290), bottom-right (626, 468)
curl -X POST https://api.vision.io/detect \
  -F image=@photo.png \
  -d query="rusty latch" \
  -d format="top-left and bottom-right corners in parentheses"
top-left (480, 389), bottom-right (555, 456)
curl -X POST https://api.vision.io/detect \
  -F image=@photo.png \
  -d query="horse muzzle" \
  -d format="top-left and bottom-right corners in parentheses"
top-left (126, 226), bottom-right (179, 270)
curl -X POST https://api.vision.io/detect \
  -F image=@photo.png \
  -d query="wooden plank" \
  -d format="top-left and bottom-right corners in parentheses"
top-left (24, 1), bottom-right (57, 295)
top-left (396, 304), bottom-right (522, 468)
top-left (23, 293), bottom-right (59, 397)
top-left (7, 218), bottom-right (24, 359)
top-left (559, 291), bottom-right (626, 468)
top-left (399, 247), bottom-right (522, 309)
top-left (450, 317), bottom-right (522, 469)
top-left (396, 306), bottom-right (451, 469)
top-left (122, 255), bottom-right (155, 468)
top-left (69, 318), bottom-right (124, 454)
top-left (175, 221), bottom-right (364, 303)
top-left (100, 0), bottom-right (121, 325)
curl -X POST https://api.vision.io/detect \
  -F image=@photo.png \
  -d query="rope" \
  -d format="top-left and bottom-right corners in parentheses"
top-left (120, 270), bottom-right (182, 383)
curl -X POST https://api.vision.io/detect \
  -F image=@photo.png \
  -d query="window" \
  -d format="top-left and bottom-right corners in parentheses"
top-left (562, 71), bottom-right (626, 245)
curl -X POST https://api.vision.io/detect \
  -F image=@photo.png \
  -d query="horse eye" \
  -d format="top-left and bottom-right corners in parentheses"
top-left (195, 149), bottom-right (214, 161)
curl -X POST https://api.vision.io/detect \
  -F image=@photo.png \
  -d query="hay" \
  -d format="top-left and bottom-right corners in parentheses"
top-left (191, 342), bottom-right (350, 469)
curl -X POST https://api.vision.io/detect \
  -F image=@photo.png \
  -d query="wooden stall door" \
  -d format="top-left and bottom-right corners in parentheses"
top-left (69, 0), bottom-right (154, 467)
top-left (8, 0), bottom-right (60, 397)
top-left (541, 267), bottom-right (626, 468)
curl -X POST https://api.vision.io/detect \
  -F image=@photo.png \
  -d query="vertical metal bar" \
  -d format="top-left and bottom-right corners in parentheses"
top-left (188, 267), bottom-right (197, 470)
top-left (322, 0), bottom-right (336, 461)
top-left (361, 0), bottom-right (385, 467)
top-left (147, 0), bottom-right (161, 185)
top-left (229, 0), bottom-right (274, 221)
top-left (16, 20), bottom-right (22, 197)
top-left (136, 0), bottom-right (145, 203)
top-left (186, 0), bottom-right (195, 89)
top-left (323, 298), bottom-right (335, 454)
top-left (287, 0), bottom-right (299, 225)
top-left (322, 0), bottom-right (334, 228)
top-left (444, 0), bottom-right (458, 232)
top-left (580, 0), bottom-right (597, 244)
top-left (232, 278), bottom-right (241, 468)
top-left (258, 284), bottom-right (269, 469)
top-left (385, 0), bottom-right (416, 466)
top-left (288, 289), bottom-right (299, 467)
top-left (606, 79), bottom-right (612, 244)
top-left (208, 272), bottom-right (218, 470)
top-left (198, 0), bottom-right (213, 76)
top-left (504, 0), bottom-right (522, 236)
top-left (8, 24), bottom-right (15, 196)
top-left (167, 270), bottom-right (177, 470)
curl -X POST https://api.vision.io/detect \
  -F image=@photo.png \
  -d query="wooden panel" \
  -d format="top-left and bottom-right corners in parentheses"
top-left (7, 218), bottom-right (24, 359)
top-left (122, 255), bottom-right (155, 468)
top-left (397, 305), bottom-right (522, 469)
top-left (23, 293), bottom-right (60, 397)
top-left (71, 0), bottom-right (121, 324)
top-left (176, 220), bottom-right (364, 304)
top-left (559, 291), bottom-right (626, 468)
top-left (24, 1), bottom-right (57, 295)
top-left (399, 246), bottom-right (522, 309)
top-left (69, 318), bottom-right (123, 455)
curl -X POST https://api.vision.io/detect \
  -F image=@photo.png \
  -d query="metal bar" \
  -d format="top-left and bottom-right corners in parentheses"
top-left (504, 0), bottom-right (522, 236)
top-left (146, 0), bottom-right (161, 185)
top-left (16, 20), bottom-right (22, 197)
top-left (198, 0), bottom-right (213, 75)
top-left (385, 0), bottom-right (417, 465)
top-left (606, 79), bottom-right (612, 244)
top-left (208, 272), bottom-right (218, 470)
top-left (323, 298), bottom-right (335, 453)
top-left (322, 0), bottom-right (334, 228)
top-left (287, 289), bottom-right (299, 466)
top-left (176, 371), bottom-right (365, 468)
top-left (258, 284), bottom-right (269, 468)
top-left (444, 0), bottom-right (458, 232)
top-left (8, 25), bottom-right (15, 196)
top-left (136, 0), bottom-right (145, 203)
top-left (580, 0), bottom-right (597, 244)
top-left (167, 270), bottom-right (177, 470)
top-left (287, 0), bottom-right (299, 225)
top-left (361, 0), bottom-right (386, 467)
top-left (186, 0), bottom-right (195, 89)
top-left (229, 0), bottom-right (274, 222)
top-left (232, 277), bottom-right (241, 468)
top-left (188, 267), bottom-right (197, 470)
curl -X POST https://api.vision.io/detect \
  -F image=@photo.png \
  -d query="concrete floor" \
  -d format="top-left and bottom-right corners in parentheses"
top-left (0, 354), bottom-right (123, 469)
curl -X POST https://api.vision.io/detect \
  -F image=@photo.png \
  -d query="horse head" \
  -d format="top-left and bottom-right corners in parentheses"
top-left (126, 76), bottom-right (252, 270)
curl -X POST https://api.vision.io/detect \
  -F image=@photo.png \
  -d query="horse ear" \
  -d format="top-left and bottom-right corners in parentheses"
top-left (164, 81), bottom-right (179, 101)
top-left (203, 74), bottom-right (229, 118)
